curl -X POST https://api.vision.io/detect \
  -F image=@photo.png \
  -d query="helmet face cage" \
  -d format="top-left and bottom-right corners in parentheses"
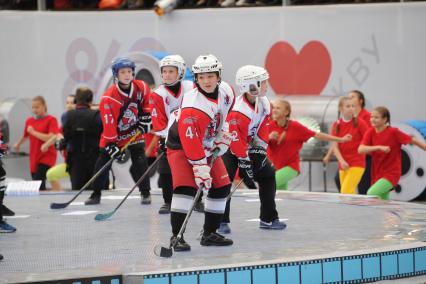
top-left (111, 57), bottom-right (136, 79)
top-left (236, 65), bottom-right (269, 96)
top-left (159, 55), bottom-right (186, 85)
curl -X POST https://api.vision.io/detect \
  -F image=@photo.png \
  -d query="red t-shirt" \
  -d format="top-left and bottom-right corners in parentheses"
top-left (24, 115), bottom-right (59, 173)
top-left (357, 108), bottom-right (371, 127)
top-left (331, 118), bottom-right (368, 169)
top-left (268, 120), bottom-right (316, 172)
top-left (361, 126), bottom-right (412, 186)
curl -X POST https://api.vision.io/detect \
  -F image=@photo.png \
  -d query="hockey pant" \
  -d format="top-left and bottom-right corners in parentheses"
top-left (222, 150), bottom-right (279, 223)
top-left (0, 163), bottom-right (5, 222)
top-left (157, 150), bottom-right (173, 204)
top-left (91, 142), bottom-right (150, 196)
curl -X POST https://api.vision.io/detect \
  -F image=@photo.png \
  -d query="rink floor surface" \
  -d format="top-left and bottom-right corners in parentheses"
top-left (0, 189), bottom-right (426, 283)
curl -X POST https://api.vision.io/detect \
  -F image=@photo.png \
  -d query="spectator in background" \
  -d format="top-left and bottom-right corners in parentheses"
top-left (268, 98), bottom-right (351, 191)
top-left (359, 106), bottom-right (426, 200)
top-left (13, 96), bottom-right (58, 191)
top-left (349, 90), bottom-right (372, 195)
top-left (41, 94), bottom-right (75, 191)
top-left (61, 87), bottom-right (102, 191)
top-left (330, 96), bottom-right (368, 194)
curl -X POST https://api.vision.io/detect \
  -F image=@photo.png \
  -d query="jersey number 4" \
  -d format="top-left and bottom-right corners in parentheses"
top-left (185, 126), bottom-right (198, 139)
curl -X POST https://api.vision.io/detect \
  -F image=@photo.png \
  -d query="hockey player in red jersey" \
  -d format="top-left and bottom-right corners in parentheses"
top-left (150, 55), bottom-right (196, 214)
top-left (166, 54), bottom-right (235, 251)
top-left (221, 65), bottom-right (286, 234)
top-left (85, 57), bottom-right (152, 205)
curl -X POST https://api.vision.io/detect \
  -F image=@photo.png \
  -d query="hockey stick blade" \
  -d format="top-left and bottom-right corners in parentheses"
top-left (50, 202), bottom-right (69, 209)
top-left (50, 132), bottom-right (141, 210)
top-left (94, 211), bottom-right (113, 221)
top-left (153, 245), bottom-right (173, 258)
top-left (94, 152), bottom-right (165, 221)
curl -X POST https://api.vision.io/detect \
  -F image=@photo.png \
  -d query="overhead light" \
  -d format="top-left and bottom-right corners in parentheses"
top-left (154, 0), bottom-right (178, 16)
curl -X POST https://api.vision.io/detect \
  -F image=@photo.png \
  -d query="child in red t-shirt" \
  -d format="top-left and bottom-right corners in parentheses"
top-left (268, 99), bottom-right (352, 190)
top-left (331, 96), bottom-right (369, 194)
top-left (359, 106), bottom-right (426, 200)
top-left (13, 96), bottom-right (58, 190)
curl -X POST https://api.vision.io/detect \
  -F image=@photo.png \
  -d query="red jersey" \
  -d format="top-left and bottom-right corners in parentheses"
top-left (99, 80), bottom-right (150, 148)
top-left (150, 80), bottom-right (194, 138)
top-left (361, 126), bottom-right (412, 186)
top-left (227, 95), bottom-right (271, 159)
top-left (24, 115), bottom-right (59, 173)
top-left (268, 120), bottom-right (316, 172)
top-left (357, 108), bottom-right (371, 127)
top-left (167, 82), bottom-right (235, 165)
top-left (331, 118), bottom-right (368, 169)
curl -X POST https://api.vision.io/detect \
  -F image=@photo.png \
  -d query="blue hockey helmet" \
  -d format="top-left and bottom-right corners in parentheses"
top-left (111, 57), bottom-right (136, 78)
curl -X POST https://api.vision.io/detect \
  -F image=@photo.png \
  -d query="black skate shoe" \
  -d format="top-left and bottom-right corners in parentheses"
top-left (84, 192), bottom-right (101, 205)
top-left (2, 205), bottom-right (15, 216)
top-left (0, 254), bottom-right (3, 261)
top-left (141, 193), bottom-right (151, 205)
top-left (158, 203), bottom-right (171, 214)
top-left (200, 232), bottom-right (233, 246)
top-left (194, 201), bottom-right (204, 213)
top-left (170, 235), bottom-right (191, 252)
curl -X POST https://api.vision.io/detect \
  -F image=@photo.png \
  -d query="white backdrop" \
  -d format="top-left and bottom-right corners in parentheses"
top-left (1, 3), bottom-right (426, 122)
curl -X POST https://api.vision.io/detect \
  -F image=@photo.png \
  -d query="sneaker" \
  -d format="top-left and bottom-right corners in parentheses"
top-left (0, 221), bottom-right (17, 233)
top-left (200, 232), bottom-right (233, 246)
top-left (0, 254), bottom-right (3, 261)
top-left (217, 222), bottom-right (231, 234)
top-left (259, 219), bottom-right (287, 230)
top-left (220, 0), bottom-right (235, 6)
top-left (170, 235), bottom-right (191, 252)
top-left (84, 193), bottom-right (101, 205)
top-left (194, 201), bottom-right (204, 213)
top-left (158, 203), bottom-right (171, 214)
top-left (141, 194), bottom-right (151, 205)
top-left (2, 205), bottom-right (15, 216)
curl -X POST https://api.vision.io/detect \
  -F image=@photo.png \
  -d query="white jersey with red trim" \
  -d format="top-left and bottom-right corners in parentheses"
top-left (150, 80), bottom-right (194, 138)
top-left (227, 95), bottom-right (271, 159)
top-left (167, 81), bottom-right (235, 164)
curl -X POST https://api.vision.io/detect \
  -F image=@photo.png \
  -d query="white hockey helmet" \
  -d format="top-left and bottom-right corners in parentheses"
top-left (235, 65), bottom-right (269, 96)
top-left (159, 55), bottom-right (186, 85)
top-left (192, 54), bottom-right (222, 76)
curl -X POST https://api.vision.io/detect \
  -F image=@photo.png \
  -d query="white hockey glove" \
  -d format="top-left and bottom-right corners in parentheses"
top-left (213, 131), bottom-right (233, 156)
top-left (193, 164), bottom-right (212, 189)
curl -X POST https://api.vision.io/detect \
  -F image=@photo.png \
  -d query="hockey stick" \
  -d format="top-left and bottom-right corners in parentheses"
top-left (154, 151), bottom-right (219, 258)
top-left (94, 151), bottom-right (165, 221)
top-left (226, 179), bottom-right (244, 201)
top-left (50, 131), bottom-right (141, 209)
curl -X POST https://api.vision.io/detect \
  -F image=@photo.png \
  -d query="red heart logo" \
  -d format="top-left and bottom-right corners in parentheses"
top-left (265, 41), bottom-right (332, 95)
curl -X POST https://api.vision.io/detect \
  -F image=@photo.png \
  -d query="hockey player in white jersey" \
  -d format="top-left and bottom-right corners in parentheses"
top-left (150, 55), bottom-right (195, 214)
top-left (166, 54), bottom-right (235, 251)
top-left (221, 65), bottom-right (286, 234)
